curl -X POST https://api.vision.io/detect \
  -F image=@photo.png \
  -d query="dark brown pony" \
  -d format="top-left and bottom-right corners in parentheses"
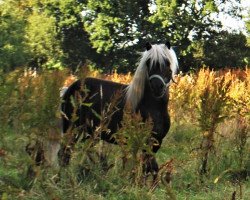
top-left (58, 42), bottom-right (178, 178)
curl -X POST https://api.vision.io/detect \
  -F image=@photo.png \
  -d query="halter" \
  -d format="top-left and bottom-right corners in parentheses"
top-left (148, 74), bottom-right (171, 99)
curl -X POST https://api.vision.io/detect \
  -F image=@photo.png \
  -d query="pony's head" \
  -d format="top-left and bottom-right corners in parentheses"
top-left (126, 41), bottom-right (178, 111)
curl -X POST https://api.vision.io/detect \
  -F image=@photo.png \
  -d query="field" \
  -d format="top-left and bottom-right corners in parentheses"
top-left (0, 68), bottom-right (249, 200)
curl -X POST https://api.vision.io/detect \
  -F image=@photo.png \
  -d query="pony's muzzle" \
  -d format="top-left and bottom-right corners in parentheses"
top-left (149, 75), bottom-right (169, 98)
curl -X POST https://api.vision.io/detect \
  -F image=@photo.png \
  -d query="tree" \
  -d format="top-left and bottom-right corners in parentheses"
top-left (0, 0), bottom-right (28, 72)
top-left (149, 0), bottom-right (245, 71)
top-left (0, 0), bottom-right (248, 72)
top-left (204, 32), bottom-right (249, 68)
top-left (25, 10), bottom-right (63, 69)
top-left (83, 0), bottom-right (154, 72)
top-left (41, 0), bottom-right (103, 71)
top-left (82, 0), bottom-right (245, 72)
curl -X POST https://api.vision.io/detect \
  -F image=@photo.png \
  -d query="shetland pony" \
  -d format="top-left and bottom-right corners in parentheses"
top-left (59, 42), bottom-right (178, 178)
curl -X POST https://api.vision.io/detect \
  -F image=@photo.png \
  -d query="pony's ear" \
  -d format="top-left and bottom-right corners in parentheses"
top-left (145, 42), bottom-right (152, 51)
top-left (165, 41), bottom-right (171, 49)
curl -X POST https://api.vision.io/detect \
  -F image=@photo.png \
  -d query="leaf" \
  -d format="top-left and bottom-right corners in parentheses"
top-left (82, 102), bottom-right (93, 107)
top-left (91, 109), bottom-right (101, 120)
top-left (214, 177), bottom-right (219, 184)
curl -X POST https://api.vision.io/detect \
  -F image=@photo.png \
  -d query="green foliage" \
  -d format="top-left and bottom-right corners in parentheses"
top-left (82, 0), bottom-right (249, 72)
top-left (0, 0), bottom-right (29, 71)
top-left (84, 0), bottom-right (152, 51)
top-left (195, 32), bottom-right (250, 68)
top-left (83, 0), bottom-right (153, 71)
top-left (0, 0), bottom-right (249, 72)
top-left (85, 14), bottom-right (120, 53)
top-left (25, 11), bottom-right (63, 69)
top-left (42, 0), bottom-right (101, 70)
top-left (149, 0), bottom-right (244, 70)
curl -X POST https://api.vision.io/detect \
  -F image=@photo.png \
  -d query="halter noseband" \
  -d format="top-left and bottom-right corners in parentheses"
top-left (148, 74), bottom-right (171, 99)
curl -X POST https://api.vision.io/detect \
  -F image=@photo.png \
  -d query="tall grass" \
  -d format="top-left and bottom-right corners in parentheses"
top-left (0, 67), bottom-right (249, 199)
top-left (169, 68), bottom-right (249, 198)
top-left (0, 69), bottom-right (67, 192)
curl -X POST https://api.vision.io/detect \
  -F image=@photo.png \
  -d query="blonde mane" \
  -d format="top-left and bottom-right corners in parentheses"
top-left (125, 44), bottom-right (178, 111)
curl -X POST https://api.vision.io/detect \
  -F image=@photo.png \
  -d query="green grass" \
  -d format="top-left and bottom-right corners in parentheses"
top-left (1, 121), bottom-right (249, 200)
top-left (0, 70), bottom-right (249, 199)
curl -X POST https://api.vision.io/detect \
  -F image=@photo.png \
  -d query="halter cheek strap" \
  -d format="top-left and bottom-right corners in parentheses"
top-left (149, 74), bottom-right (171, 98)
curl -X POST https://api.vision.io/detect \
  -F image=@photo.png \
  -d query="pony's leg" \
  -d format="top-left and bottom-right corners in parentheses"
top-left (58, 140), bottom-right (74, 167)
top-left (58, 114), bottom-right (72, 166)
top-left (142, 152), bottom-right (159, 181)
top-left (58, 127), bottom-right (85, 167)
top-left (26, 141), bottom-right (45, 166)
top-left (58, 104), bottom-right (88, 167)
top-left (58, 144), bottom-right (71, 167)
top-left (146, 112), bottom-right (170, 181)
top-left (25, 141), bottom-right (45, 186)
top-left (142, 136), bottom-right (164, 182)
